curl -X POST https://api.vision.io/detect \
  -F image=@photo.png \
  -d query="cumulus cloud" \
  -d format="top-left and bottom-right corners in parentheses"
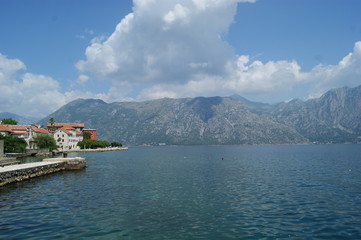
top-left (138, 41), bottom-right (361, 100)
top-left (76, 0), bottom-right (361, 102)
top-left (0, 54), bottom-right (67, 116)
top-left (77, 74), bottom-right (89, 84)
top-left (305, 41), bottom-right (361, 97)
top-left (76, 0), bottom-right (253, 85)
top-left (0, 54), bottom-right (129, 117)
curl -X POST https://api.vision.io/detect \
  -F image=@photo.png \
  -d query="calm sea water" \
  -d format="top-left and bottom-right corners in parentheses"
top-left (1, 145), bottom-right (361, 239)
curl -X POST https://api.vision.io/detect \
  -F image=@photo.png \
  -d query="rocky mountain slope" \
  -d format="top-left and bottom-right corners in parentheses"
top-left (268, 86), bottom-right (361, 142)
top-left (40, 85), bottom-right (361, 145)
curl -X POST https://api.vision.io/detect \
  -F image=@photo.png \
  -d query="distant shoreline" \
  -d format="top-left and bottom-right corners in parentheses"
top-left (62, 147), bottom-right (128, 153)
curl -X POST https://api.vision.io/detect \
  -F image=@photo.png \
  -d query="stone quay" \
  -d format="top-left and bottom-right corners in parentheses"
top-left (0, 157), bottom-right (86, 187)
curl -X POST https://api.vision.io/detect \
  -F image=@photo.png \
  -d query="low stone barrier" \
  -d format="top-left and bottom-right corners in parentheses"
top-left (0, 157), bottom-right (86, 187)
top-left (43, 157), bottom-right (86, 170)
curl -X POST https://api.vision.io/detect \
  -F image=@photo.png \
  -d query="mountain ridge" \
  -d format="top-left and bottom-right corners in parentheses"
top-left (39, 85), bottom-right (361, 145)
top-left (0, 112), bottom-right (40, 125)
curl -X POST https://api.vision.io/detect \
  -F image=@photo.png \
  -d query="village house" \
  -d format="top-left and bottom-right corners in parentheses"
top-left (46, 123), bottom-right (86, 150)
top-left (0, 124), bottom-right (50, 149)
top-left (53, 127), bottom-right (83, 150)
top-left (0, 125), bottom-right (12, 136)
top-left (1, 122), bottom-right (93, 151)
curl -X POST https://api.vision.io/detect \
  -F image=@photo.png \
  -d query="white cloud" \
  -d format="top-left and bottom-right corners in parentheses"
top-left (76, 0), bottom-right (361, 102)
top-left (0, 53), bottom-right (26, 79)
top-left (163, 4), bottom-right (190, 30)
top-left (305, 41), bottom-right (361, 97)
top-left (77, 74), bottom-right (89, 84)
top-left (76, 0), bottom-right (243, 84)
top-left (0, 54), bottom-right (66, 117)
top-left (0, 54), bottom-right (123, 118)
top-left (3, 0), bottom-right (359, 119)
top-left (138, 41), bottom-right (361, 100)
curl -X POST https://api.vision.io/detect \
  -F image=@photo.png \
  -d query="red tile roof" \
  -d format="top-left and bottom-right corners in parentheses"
top-left (76, 131), bottom-right (83, 136)
top-left (0, 124), bottom-right (11, 132)
top-left (62, 126), bottom-right (75, 130)
top-left (11, 131), bottom-right (27, 135)
top-left (6, 125), bottom-right (30, 131)
top-left (31, 127), bottom-right (49, 134)
top-left (57, 128), bottom-right (72, 135)
top-left (47, 123), bottom-right (84, 128)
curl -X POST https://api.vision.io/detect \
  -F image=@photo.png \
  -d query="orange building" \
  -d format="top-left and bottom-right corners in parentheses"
top-left (83, 129), bottom-right (97, 140)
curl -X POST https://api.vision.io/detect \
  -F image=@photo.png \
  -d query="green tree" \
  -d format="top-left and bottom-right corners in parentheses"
top-left (77, 139), bottom-right (110, 149)
top-left (1, 118), bottom-right (18, 125)
top-left (33, 135), bottom-right (58, 150)
top-left (83, 131), bottom-right (91, 140)
top-left (48, 117), bottom-right (56, 131)
top-left (0, 135), bottom-right (27, 153)
top-left (111, 142), bottom-right (122, 147)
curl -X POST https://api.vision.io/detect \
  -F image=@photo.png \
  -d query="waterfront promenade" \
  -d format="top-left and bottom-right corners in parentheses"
top-left (0, 157), bottom-right (86, 187)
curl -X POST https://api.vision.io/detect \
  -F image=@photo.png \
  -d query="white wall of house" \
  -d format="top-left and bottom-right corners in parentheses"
top-left (54, 130), bottom-right (83, 150)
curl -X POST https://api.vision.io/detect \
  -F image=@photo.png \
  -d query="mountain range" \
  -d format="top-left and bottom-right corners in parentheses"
top-left (37, 85), bottom-right (361, 145)
top-left (0, 112), bottom-right (40, 125)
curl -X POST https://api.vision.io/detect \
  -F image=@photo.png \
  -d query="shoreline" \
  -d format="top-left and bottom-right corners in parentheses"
top-left (62, 147), bottom-right (128, 153)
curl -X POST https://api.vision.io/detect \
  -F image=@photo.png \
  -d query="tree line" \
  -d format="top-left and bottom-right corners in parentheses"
top-left (77, 140), bottom-right (122, 149)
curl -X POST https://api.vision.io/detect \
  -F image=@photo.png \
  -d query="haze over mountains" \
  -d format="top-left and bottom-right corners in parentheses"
top-left (35, 85), bottom-right (361, 146)
top-left (0, 112), bottom-right (40, 125)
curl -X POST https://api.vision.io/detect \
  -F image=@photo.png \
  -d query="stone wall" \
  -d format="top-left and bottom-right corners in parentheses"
top-left (0, 162), bottom-right (65, 187)
top-left (0, 157), bottom-right (86, 187)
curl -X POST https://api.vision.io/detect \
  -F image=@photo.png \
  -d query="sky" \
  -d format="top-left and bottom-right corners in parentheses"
top-left (0, 0), bottom-right (361, 118)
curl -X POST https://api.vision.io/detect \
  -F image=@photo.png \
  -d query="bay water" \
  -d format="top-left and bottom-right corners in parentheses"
top-left (1, 144), bottom-right (361, 239)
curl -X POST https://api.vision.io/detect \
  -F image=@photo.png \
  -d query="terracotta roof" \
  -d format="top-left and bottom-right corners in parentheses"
top-left (0, 124), bottom-right (11, 132)
top-left (6, 125), bottom-right (30, 131)
top-left (31, 127), bottom-right (49, 134)
top-left (56, 128), bottom-right (72, 135)
top-left (76, 131), bottom-right (83, 136)
top-left (62, 126), bottom-right (75, 130)
top-left (47, 123), bottom-right (84, 128)
top-left (11, 131), bottom-right (27, 135)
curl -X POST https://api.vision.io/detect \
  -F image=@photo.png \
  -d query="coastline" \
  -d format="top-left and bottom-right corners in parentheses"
top-left (62, 147), bottom-right (128, 153)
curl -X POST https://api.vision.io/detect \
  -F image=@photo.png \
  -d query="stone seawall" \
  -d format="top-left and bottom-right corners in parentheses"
top-left (64, 147), bottom-right (128, 153)
top-left (0, 157), bottom-right (86, 187)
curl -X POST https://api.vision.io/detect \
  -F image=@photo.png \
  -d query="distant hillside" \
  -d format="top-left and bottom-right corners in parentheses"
top-left (39, 97), bottom-right (306, 145)
top-left (0, 112), bottom-right (40, 125)
top-left (268, 86), bottom-right (361, 143)
top-left (39, 85), bottom-right (361, 145)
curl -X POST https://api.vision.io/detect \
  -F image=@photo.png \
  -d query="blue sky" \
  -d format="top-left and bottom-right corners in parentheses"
top-left (1, 0), bottom-right (360, 117)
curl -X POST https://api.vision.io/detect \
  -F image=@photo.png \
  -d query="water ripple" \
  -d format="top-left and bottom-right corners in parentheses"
top-left (1, 145), bottom-right (361, 239)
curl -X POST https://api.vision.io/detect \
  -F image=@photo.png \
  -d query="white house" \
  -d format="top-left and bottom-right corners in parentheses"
top-left (54, 127), bottom-right (83, 150)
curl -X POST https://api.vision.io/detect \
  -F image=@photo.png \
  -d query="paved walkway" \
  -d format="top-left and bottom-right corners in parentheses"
top-left (0, 161), bottom-right (63, 173)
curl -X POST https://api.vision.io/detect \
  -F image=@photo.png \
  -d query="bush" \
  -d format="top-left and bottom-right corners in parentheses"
top-left (77, 140), bottom-right (110, 149)
top-left (0, 135), bottom-right (27, 153)
top-left (1, 118), bottom-right (18, 125)
top-left (33, 135), bottom-right (58, 150)
top-left (110, 142), bottom-right (122, 147)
